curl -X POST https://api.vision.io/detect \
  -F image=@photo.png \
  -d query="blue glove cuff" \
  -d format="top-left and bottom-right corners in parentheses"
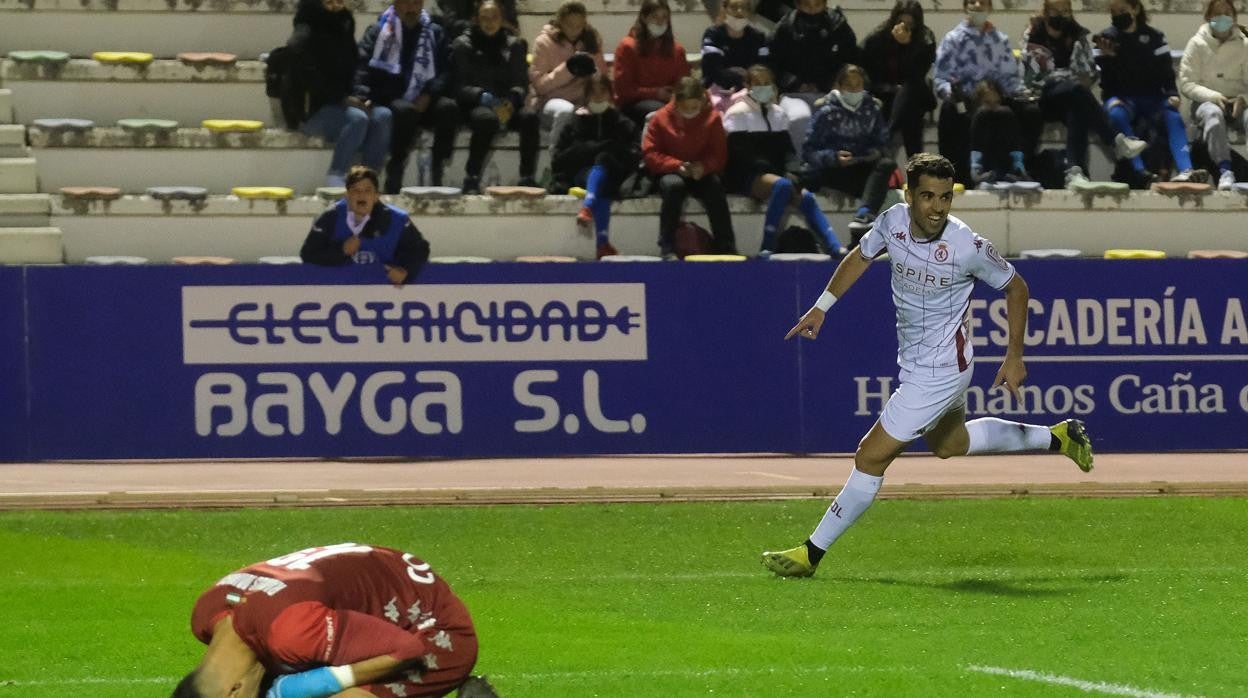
top-left (265, 667), bottom-right (345, 698)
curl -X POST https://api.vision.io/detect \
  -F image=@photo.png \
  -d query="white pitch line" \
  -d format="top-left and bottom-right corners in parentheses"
top-left (0, 677), bottom-right (176, 687)
top-left (966, 664), bottom-right (1199, 698)
top-left (739, 470), bottom-right (806, 481)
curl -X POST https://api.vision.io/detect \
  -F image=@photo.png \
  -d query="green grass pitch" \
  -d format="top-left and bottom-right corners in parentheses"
top-left (0, 497), bottom-right (1243, 696)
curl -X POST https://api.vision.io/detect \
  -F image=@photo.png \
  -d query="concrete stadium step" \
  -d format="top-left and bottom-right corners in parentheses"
top-left (51, 189), bottom-right (909, 262)
top-left (0, 226), bottom-right (63, 263)
top-left (0, 158), bottom-right (38, 194)
top-left (0, 124), bottom-right (26, 158)
top-left (0, 0), bottom-right (1210, 64)
top-left (48, 187), bottom-right (1248, 263)
top-left (0, 89), bottom-right (13, 124)
top-left (0, 193), bottom-right (53, 227)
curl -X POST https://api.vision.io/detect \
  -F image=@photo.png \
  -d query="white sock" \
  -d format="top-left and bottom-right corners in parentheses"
top-left (965, 417), bottom-right (1052, 454)
top-left (809, 468), bottom-right (883, 550)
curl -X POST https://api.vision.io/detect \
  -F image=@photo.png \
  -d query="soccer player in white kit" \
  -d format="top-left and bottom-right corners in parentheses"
top-left (762, 153), bottom-right (1094, 578)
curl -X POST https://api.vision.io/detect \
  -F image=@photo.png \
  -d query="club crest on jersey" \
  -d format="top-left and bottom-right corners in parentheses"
top-left (934, 243), bottom-right (949, 262)
top-left (893, 230), bottom-right (906, 241)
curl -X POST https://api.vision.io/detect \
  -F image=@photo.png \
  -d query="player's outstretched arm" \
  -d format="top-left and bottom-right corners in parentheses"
top-left (785, 250), bottom-right (874, 340)
top-left (991, 273), bottom-right (1030, 398)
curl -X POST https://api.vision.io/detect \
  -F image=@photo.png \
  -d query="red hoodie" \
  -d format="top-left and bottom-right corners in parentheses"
top-left (642, 101), bottom-right (728, 175)
top-left (612, 34), bottom-right (690, 105)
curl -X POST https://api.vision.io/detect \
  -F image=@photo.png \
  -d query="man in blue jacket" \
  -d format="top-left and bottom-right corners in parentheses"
top-left (300, 166), bottom-right (431, 286)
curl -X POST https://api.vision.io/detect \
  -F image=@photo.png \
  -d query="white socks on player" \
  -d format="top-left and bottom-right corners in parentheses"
top-left (965, 417), bottom-right (1052, 455)
top-left (809, 467), bottom-right (883, 550)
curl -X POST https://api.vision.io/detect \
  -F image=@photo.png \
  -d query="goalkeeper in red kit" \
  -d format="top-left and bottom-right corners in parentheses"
top-left (172, 543), bottom-right (494, 698)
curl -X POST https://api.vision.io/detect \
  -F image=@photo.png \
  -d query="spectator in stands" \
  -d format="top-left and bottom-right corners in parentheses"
top-left (552, 75), bottom-right (640, 258)
top-left (700, 0), bottom-right (770, 111)
top-left (436, 0), bottom-right (517, 41)
top-left (449, 0), bottom-right (540, 193)
top-left (769, 0), bottom-right (860, 152)
top-left (613, 0), bottom-right (692, 130)
top-left (800, 64), bottom-right (894, 247)
top-left (724, 65), bottom-right (845, 256)
top-left (1021, 0), bottom-right (1148, 185)
top-left (355, 0), bottom-right (459, 193)
top-left (968, 79), bottom-right (1032, 184)
top-left (644, 77), bottom-right (738, 258)
top-left (289, 0), bottom-right (390, 187)
top-left (1179, 0), bottom-right (1248, 190)
top-left (934, 0), bottom-right (1042, 185)
top-left (1094, 0), bottom-right (1208, 186)
top-left (859, 0), bottom-right (937, 158)
top-left (529, 1), bottom-right (608, 162)
top-left (300, 166), bottom-right (431, 287)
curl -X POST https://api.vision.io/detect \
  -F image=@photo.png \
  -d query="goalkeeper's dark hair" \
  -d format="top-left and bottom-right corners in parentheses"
top-left (905, 153), bottom-right (956, 190)
top-left (171, 670), bottom-right (204, 698)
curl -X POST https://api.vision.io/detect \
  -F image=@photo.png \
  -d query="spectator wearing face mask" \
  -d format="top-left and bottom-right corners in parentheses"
top-left (1178, 0), bottom-right (1248, 190)
top-left (1093, 0), bottom-right (1208, 186)
top-left (1021, 0), bottom-right (1147, 186)
top-left (643, 77), bottom-right (737, 258)
top-left (934, 0), bottom-right (1042, 185)
top-left (613, 0), bottom-right (691, 130)
top-left (769, 0), bottom-right (860, 153)
top-left (550, 75), bottom-right (640, 259)
top-left (800, 64), bottom-right (894, 247)
top-left (859, 0), bottom-right (937, 158)
top-left (724, 64), bottom-right (845, 256)
top-left (701, 0), bottom-right (769, 111)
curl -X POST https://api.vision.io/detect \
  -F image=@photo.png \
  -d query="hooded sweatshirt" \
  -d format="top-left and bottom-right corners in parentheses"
top-left (769, 7), bottom-right (859, 93)
top-left (643, 102), bottom-right (728, 175)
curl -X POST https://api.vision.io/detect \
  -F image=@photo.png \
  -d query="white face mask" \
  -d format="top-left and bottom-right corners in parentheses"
top-left (587, 100), bottom-right (612, 114)
top-left (679, 108), bottom-right (702, 119)
top-left (646, 21), bottom-right (669, 36)
top-left (839, 90), bottom-right (866, 109)
top-left (749, 85), bottom-right (776, 104)
top-left (724, 16), bottom-right (749, 31)
top-left (968, 10), bottom-right (989, 26)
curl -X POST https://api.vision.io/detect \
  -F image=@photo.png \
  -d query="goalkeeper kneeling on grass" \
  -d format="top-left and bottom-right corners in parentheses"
top-left (172, 543), bottom-right (495, 698)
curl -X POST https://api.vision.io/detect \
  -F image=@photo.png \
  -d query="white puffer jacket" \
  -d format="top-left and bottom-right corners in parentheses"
top-left (1179, 21), bottom-right (1248, 104)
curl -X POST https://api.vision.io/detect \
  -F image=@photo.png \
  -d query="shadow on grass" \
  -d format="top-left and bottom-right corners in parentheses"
top-left (835, 573), bottom-right (1129, 597)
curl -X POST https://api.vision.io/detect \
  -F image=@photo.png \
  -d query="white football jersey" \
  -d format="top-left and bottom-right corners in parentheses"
top-left (857, 203), bottom-right (1016, 375)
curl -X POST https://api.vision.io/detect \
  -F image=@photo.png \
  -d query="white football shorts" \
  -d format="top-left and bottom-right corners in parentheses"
top-left (878, 364), bottom-right (975, 442)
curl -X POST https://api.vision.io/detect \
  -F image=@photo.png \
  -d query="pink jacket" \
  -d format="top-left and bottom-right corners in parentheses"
top-left (527, 23), bottom-right (609, 110)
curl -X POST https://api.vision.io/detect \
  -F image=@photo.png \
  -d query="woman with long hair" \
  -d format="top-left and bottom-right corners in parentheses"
top-left (1178, 0), bottom-right (1248, 189)
top-left (859, 0), bottom-right (936, 157)
top-left (528, 1), bottom-right (608, 157)
top-left (612, 0), bottom-right (692, 128)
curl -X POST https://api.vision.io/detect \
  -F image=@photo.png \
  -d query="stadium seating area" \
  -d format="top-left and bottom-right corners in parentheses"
top-left (1, 0), bottom-right (1246, 263)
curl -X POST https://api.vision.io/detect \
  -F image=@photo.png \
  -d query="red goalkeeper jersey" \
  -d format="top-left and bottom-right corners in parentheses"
top-left (190, 544), bottom-right (476, 673)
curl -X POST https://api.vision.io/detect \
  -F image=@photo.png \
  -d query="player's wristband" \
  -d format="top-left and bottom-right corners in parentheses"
top-left (266, 666), bottom-right (352, 698)
top-left (814, 290), bottom-right (837, 312)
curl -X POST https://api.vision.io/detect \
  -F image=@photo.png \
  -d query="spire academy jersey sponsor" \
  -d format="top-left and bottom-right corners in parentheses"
top-left (858, 203), bottom-right (1015, 375)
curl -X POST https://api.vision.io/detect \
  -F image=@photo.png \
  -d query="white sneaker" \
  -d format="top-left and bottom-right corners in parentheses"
top-left (1114, 133), bottom-right (1148, 160)
top-left (1171, 169), bottom-right (1210, 184)
top-left (1065, 165), bottom-right (1090, 190)
top-left (1218, 170), bottom-right (1236, 191)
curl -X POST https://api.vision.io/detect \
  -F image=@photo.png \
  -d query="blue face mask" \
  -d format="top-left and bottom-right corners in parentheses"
top-left (1209, 15), bottom-right (1234, 33)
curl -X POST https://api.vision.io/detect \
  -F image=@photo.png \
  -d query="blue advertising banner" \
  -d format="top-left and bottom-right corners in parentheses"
top-left (7, 259), bottom-right (1248, 461)
top-left (0, 267), bottom-right (28, 461)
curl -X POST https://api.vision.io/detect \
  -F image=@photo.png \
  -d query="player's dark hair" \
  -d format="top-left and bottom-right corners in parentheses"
top-left (345, 165), bottom-right (380, 190)
top-left (905, 152), bottom-right (956, 190)
top-left (171, 670), bottom-right (205, 698)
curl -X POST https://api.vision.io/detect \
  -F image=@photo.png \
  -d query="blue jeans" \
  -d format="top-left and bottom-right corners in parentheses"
top-left (301, 104), bottom-right (392, 184)
top-left (1105, 95), bottom-right (1192, 173)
